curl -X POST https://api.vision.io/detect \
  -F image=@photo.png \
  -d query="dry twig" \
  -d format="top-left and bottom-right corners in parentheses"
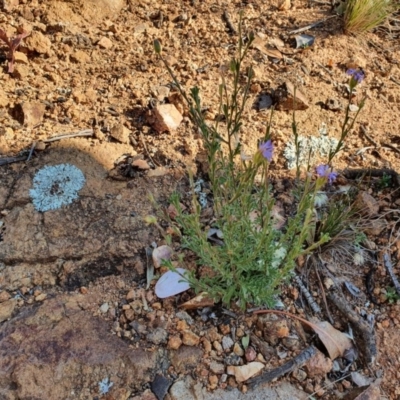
top-left (248, 346), bottom-right (317, 388)
top-left (43, 129), bottom-right (93, 143)
top-left (327, 291), bottom-right (377, 364)
top-left (383, 252), bottom-right (400, 296)
top-left (293, 274), bottom-right (321, 314)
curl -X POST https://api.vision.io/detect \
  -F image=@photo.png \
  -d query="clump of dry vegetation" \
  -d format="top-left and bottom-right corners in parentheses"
top-left (343, 0), bottom-right (399, 34)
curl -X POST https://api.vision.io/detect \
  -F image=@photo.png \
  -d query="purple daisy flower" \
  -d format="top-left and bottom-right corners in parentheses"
top-left (316, 164), bottom-right (338, 184)
top-left (346, 68), bottom-right (365, 85)
top-left (259, 140), bottom-right (274, 162)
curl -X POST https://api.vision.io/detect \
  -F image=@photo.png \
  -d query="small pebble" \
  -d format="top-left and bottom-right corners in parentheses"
top-left (208, 375), bottom-right (218, 389)
top-left (126, 289), bottom-right (135, 300)
top-left (213, 341), bottom-right (223, 353)
top-left (233, 343), bottom-right (244, 356)
top-left (222, 335), bottom-right (234, 351)
top-left (209, 361), bottom-right (225, 375)
top-left (168, 335), bottom-right (182, 350)
top-left (146, 327), bottom-right (168, 345)
top-left (35, 293), bottom-right (47, 302)
top-left (100, 303), bottom-right (109, 313)
top-left (182, 330), bottom-right (200, 346)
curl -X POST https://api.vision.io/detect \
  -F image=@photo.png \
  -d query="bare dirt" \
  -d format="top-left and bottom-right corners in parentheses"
top-left (1, 0), bottom-right (400, 399)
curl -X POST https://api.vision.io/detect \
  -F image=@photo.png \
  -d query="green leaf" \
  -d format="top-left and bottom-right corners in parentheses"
top-left (241, 334), bottom-right (250, 349)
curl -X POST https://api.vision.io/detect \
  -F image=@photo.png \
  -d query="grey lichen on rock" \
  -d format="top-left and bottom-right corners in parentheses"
top-left (30, 164), bottom-right (85, 212)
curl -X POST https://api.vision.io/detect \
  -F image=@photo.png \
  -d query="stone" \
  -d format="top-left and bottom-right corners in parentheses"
top-left (130, 321), bottom-right (147, 335)
top-left (202, 381), bottom-right (309, 400)
top-left (169, 376), bottom-right (196, 400)
top-left (0, 299), bottom-right (17, 322)
top-left (152, 104), bottom-right (183, 133)
top-left (98, 36), bottom-right (113, 49)
top-left (0, 90), bottom-right (9, 107)
top-left (209, 361), bottom-right (225, 375)
top-left (0, 295), bottom-right (162, 398)
top-left (132, 159), bottom-right (150, 170)
top-left (208, 374), bottom-right (219, 389)
top-left (12, 64), bottom-right (29, 79)
top-left (150, 374), bottom-right (172, 400)
top-left (100, 302), bottom-right (109, 313)
top-left (24, 31), bottom-right (52, 54)
top-left (245, 346), bottom-right (257, 362)
top-left (14, 51), bottom-right (29, 64)
top-left (292, 368), bottom-right (307, 382)
top-left (170, 345), bottom-right (203, 374)
top-left (182, 330), bottom-right (200, 346)
top-left (224, 354), bottom-right (242, 366)
top-left (35, 293), bottom-right (47, 302)
top-left (147, 167), bottom-right (169, 177)
top-left (146, 327), bottom-right (168, 345)
top-left (110, 124), bottom-right (130, 144)
top-left (131, 389), bottom-right (157, 400)
top-left (175, 310), bottom-right (194, 325)
top-left (233, 343), bottom-right (244, 356)
top-left (126, 289), bottom-right (135, 300)
top-left (124, 308), bottom-right (135, 321)
top-left (151, 85), bottom-right (170, 101)
top-left (213, 341), bottom-right (223, 353)
top-left (0, 291), bottom-right (11, 303)
top-left (70, 50), bottom-right (91, 64)
top-left (168, 335), bottom-right (182, 350)
top-left (15, 101), bottom-right (46, 128)
top-left (304, 350), bottom-right (333, 378)
top-left (222, 335), bottom-right (234, 351)
top-left (227, 362), bottom-right (264, 383)
top-left (273, 81), bottom-right (309, 111)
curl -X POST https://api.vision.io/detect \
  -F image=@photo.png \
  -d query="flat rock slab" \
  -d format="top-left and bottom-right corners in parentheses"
top-left (0, 294), bottom-right (163, 399)
top-left (170, 375), bottom-right (308, 400)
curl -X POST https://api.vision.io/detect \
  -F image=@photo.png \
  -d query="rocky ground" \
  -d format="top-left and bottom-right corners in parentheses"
top-left (1, 0), bottom-right (400, 399)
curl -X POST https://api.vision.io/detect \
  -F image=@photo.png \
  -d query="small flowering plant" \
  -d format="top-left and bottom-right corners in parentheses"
top-left (152, 16), bottom-right (365, 309)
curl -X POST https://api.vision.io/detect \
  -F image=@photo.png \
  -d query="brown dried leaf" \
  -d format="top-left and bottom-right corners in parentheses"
top-left (251, 37), bottom-right (283, 59)
top-left (312, 319), bottom-right (353, 359)
top-left (179, 292), bottom-right (214, 310)
top-left (342, 379), bottom-right (381, 400)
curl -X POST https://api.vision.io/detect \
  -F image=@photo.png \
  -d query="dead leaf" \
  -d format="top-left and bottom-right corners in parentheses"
top-left (179, 292), bottom-right (214, 310)
top-left (251, 37), bottom-right (283, 59)
top-left (312, 319), bottom-right (353, 359)
top-left (269, 37), bottom-right (285, 48)
top-left (342, 379), bottom-right (381, 400)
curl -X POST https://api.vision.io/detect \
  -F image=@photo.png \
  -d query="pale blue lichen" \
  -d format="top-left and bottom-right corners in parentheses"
top-left (99, 377), bottom-right (113, 395)
top-left (30, 164), bottom-right (85, 212)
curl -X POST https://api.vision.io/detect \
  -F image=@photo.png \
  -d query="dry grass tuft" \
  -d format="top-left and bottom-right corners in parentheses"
top-left (344, 0), bottom-right (398, 34)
